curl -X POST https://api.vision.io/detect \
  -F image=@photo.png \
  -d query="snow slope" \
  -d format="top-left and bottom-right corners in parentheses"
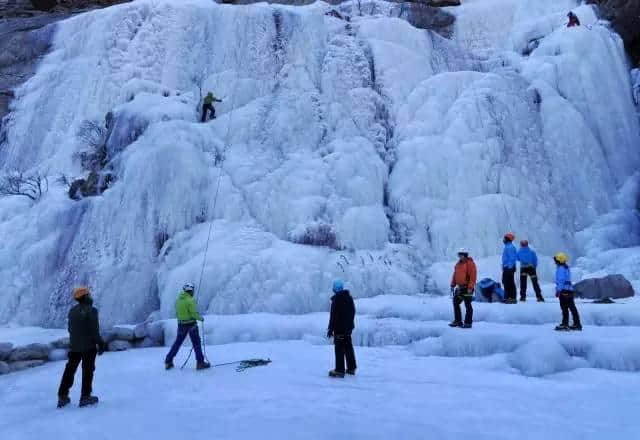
top-left (1, 339), bottom-right (639, 440)
top-left (0, 0), bottom-right (638, 326)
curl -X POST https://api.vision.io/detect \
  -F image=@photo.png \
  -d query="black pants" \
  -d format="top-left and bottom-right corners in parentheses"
top-left (454, 295), bottom-right (473, 324)
top-left (201, 103), bottom-right (215, 122)
top-left (334, 333), bottom-right (356, 373)
top-left (58, 350), bottom-right (97, 398)
top-left (502, 267), bottom-right (517, 300)
top-left (520, 266), bottom-right (543, 300)
top-left (559, 292), bottom-right (581, 326)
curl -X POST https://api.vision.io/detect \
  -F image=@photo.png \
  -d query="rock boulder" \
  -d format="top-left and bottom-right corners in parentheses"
top-left (8, 343), bottom-right (51, 361)
top-left (574, 274), bottom-right (635, 300)
top-left (0, 343), bottom-right (13, 361)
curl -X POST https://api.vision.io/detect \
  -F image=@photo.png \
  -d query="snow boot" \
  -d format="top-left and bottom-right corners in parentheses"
top-left (536, 297), bottom-right (545, 302)
top-left (329, 370), bottom-right (345, 378)
top-left (57, 396), bottom-right (71, 408)
top-left (520, 297), bottom-right (526, 302)
top-left (448, 321), bottom-right (462, 328)
top-left (462, 323), bottom-right (472, 329)
top-left (196, 361), bottom-right (211, 370)
top-left (346, 369), bottom-right (356, 376)
top-left (79, 395), bottom-right (99, 408)
top-left (569, 324), bottom-right (582, 331)
top-left (555, 324), bottom-right (570, 331)
top-left (165, 361), bottom-right (174, 370)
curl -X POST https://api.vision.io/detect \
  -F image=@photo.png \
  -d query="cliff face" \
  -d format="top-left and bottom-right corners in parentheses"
top-left (588, 0), bottom-right (640, 66)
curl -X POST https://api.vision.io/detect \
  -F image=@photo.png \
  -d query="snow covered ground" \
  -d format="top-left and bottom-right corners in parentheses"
top-left (1, 338), bottom-right (639, 439)
top-left (2, 294), bottom-right (640, 438)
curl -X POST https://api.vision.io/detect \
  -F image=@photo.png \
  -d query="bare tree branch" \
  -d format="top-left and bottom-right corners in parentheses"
top-left (0, 169), bottom-right (48, 201)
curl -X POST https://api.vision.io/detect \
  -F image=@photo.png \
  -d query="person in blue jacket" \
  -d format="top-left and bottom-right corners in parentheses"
top-left (553, 253), bottom-right (581, 331)
top-left (502, 233), bottom-right (518, 303)
top-left (517, 240), bottom-right (544, 302)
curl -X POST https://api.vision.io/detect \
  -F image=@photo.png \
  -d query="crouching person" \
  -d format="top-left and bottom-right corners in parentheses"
top-left (57, 286), bottom-right (106, 408)
top-left (327, 280), bottom-right (356, 378)
top-left (449, 248), bottom-right (477, 329)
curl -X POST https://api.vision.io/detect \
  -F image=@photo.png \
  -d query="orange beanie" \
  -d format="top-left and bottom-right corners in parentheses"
top-left (73, 286), bottom-right (90, 299)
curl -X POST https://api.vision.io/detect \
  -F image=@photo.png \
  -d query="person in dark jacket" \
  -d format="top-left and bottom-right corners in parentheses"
top-left (57, 286), bottom-right (106, 408)
top-left (567, 11), bottom-right (580, 27)
top-left (327, 280), bottom-right (356, 378)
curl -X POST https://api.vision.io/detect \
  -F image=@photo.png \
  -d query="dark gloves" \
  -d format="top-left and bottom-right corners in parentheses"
top-left (97, 340), bottom-right (106, 356)
top-left (327, 329), bottom-right (333, 338)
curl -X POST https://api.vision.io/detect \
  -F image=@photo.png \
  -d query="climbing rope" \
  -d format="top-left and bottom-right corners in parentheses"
top-left (182, 12), bottom-right (248, 369)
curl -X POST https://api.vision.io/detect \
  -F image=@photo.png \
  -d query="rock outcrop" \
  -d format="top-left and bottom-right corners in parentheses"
top-left (588, 0), bottom-right (640, 66)
top-left (574, 274), bottom-right (635, 300)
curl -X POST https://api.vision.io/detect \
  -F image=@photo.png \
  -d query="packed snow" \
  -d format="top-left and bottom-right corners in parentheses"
top-left (0, 0), bottom-right (638, 327)
top-left (1, 339), bottom-right (640, 439)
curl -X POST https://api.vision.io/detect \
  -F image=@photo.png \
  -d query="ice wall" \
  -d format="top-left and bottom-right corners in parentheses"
top-left (0, 0), bottom-right (638, 326)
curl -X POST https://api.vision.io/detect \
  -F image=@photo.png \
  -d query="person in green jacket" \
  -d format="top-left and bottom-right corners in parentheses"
top-left (201, 92), bottom-right (222, 122)
top-left (164, 283), bottom-right (210, 370)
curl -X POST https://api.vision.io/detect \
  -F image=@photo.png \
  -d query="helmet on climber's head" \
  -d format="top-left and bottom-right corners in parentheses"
top-left (504, 232), bottom-right (515, 243)
top-left (457, 247), bottom-right (470, 259)
top-left (520, 240), bottom-right (529, 247)
top-left (183, 283), bottom-right (195, 294)
top-left (553, 253), bottom-right (568, 265)
top-left (332, 280), bottom-right (344, 293)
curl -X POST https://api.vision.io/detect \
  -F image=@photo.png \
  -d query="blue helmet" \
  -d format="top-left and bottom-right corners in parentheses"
top-left (332, 280), bottom-right (344, 293)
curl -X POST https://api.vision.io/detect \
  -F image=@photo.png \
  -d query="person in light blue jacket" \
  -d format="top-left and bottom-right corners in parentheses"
top-left (502, 233), bottom-right (518, 303)
top-left (517, 240), bottom-right (544, 302)
top-left (553, 253), bottom-right (581, 331)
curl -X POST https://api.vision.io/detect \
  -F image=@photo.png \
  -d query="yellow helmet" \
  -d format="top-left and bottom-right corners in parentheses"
top-left (554, 252), bottom-right (568, 264)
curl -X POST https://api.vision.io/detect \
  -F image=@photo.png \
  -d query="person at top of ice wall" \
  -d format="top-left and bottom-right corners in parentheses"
top-left (449, 248), bottom-right (477, 329)
top-left (517, 240), bottom-right (544, 302)
top-left (553, 253), bottom-right (581, 331)
top-left (164, 283), bottom-right (210, 371)
top-left (567, 11), bottom-right (580, 27)
top-left (502, 233), bottom-right (518, 304)
top-left (327, 280), bottom-right (356, 378)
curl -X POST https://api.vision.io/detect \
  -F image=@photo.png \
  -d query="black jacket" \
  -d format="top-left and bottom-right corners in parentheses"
top-left (328, 290), bottom-right (355, 334)
top-left (68, 298), bottom-right (104, 353)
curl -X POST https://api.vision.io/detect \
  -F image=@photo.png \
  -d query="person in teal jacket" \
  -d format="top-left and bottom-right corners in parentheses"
top-left (517, 240), bottom-right (544, 302)
top-left (502, 233), bottom-right (518, 303)
top-left (164, 283), bottom-right (210, 370)
top-left (553, 253), bottom-right (581, 331)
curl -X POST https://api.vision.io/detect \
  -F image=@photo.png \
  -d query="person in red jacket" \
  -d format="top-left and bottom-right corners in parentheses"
top-left (449, 248), bottom-right (477, 329)
top-left (567, 11), bottom-right (580, 27)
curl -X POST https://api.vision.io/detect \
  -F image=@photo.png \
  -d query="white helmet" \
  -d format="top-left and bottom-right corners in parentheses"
top-left (457, 247), bottom-right (470, 256)
top-left (183, 283), bottom-right (195, 292)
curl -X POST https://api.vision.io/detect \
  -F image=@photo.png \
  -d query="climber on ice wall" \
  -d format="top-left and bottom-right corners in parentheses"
top-left (201, 92), bottom-right (222, 122)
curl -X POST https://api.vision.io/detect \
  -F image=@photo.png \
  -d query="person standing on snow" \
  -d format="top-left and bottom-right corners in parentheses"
top-left (449, 248), bottom-right (477, 328)
top-left (57, 286), bottom-right (106, 408)
top-left (201, 92), bottom-right (222, 122)
top-left (164, 283), bottom-right (210, 370)
top-left (553, 253), bottom-right (582, 331)
top-left (327, 280), bottom-right (357, 378)
top-left (567, 11), bottom-right (580, 27)
top-left (502, 233), bottom-right (518, 303)
top-left (517, 240), bottom-right (544, 302)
